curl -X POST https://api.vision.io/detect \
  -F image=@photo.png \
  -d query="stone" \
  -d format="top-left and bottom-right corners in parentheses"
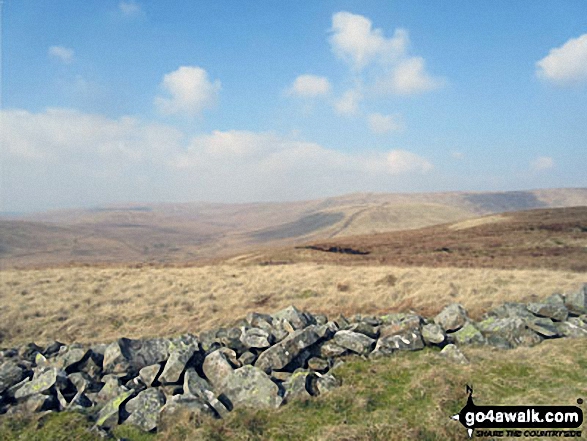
top-left (315, 322), bottom-right (339, 339)
top-left (95, 390), bottom-right (134, 429)
top-left (307, 357), bottom-right (329, 372)
top-left (526, 317), bottom-right (561, 338)
top-left (545, 293), bottom-right (566, 305)
top-left (241, 328), bottom-right (272, 349)
top-left (238, 351), bottom-right (257, 366)
top-left (440, 344), bottom-right (469, 365)
top-left (18, 343), bottom-right (43, 363)
top-left (158, 338), bottom-right (199, 384)
top-left (332, 330), bottom-right (375, 356)
top-left (246, 312), bottom-right (274, 331)
top-left (565, 284), bottom-right (587, 315)
top-left (0, 361), bottom-right (29, 394)
top-left (421, 323), bottom-right (446, 346)
top-left (203, 349), bottom-right (235, 388)
top-left (221, 365), bottom-right (282, 410)
top-left (452, 323), bottom-right (485, 345)
top-left (158, 394), bottom-right (214, 432)
top-left (14, 368), bottom-right (68, 400)
top-left (379, 313), bottom-right (422, 336)
top-left (271, 371), bottom-right (292, 382)
top-left (183, 369), bottom-right (213, 400)
top-left (283, 371), bottom-right (313, 402)
top-left (20, 393), bottom-right (59, 413)
top-left (434, 304), bottom-right (468, 332)
top-left (273, 305), bottom-right (310, 331)
top-left (125, 388), bottom-right (166, 432)
top-left (139, 364), bottom-right (162, 387)
top-left (488, 303), bottom-right (534, 320)
top-left (555, 318), bottom-right (587, 338)
top-left (527, 302), bottom-right (568, 322)
top-left (96, 375), bottom-right (128, 403)
top-left (217, 327), bottom-right (247, 354)
top-left (347, 322), bottom-right (379, 339)
top-left (255, 326), bottom-right (320, 373)
top-left (103, 338), bottom-right (170, 375)
top-left (315, 373), bottom-right (340, 395)
top-left (43, 341), bottom-right (65, 358)
top-left (319, 341), bottom-right (348, 358)
top-left (372, 329), bottom-right (424, 356)
top-left (67, 372), bottom-right (99, 394)
top-left (53, 345), bottom-right (89, 373)
top-left (478, 316), bottom-right (542, 347)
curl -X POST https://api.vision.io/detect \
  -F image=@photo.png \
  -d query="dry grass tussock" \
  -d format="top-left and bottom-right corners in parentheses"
top-left (0, 264), bottom-right (585, 347)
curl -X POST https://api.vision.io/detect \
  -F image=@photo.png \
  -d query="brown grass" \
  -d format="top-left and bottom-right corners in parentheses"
top-left (0, 263), bottom-right (584, 347)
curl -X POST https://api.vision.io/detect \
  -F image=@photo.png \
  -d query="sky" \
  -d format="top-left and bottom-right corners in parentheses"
top-left (1, 1), bottom-right (586, 212)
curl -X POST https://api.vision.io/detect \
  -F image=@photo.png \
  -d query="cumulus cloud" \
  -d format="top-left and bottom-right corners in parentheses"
top-left (1, 108), bottom-right (435, 210)
top-left (119, 0), bottom-right (142, 16)
top-left (367, 113), bottom-right (404, 134)
top-left (155, 66), bottom-right (221, 116)
top-left (536, 34), bottom-right (587, 85)
top-left (48, 46), bottom-right (74, 64)
top-left (334, 89), bottom-right (363, 115)
top-left (530, 156), bottom-right (554, 172)
top-left (286, 74), bottom-right (331, 97)
top-left (329, 11), bottom-right (444, 96)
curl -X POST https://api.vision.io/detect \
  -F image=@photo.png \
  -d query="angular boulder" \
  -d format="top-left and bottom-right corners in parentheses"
top-left (526, 317), bottom-right (561, 338)
top-left (283, 371), bottom-right (314, 402)
top-left (421, 323), bottom-right (446, 346)
top-left (14, 368), bottom-right (68, 400)
top-left (203, 349), bottom-right (235, 389)
top-left (240, 328), bottom-right (272, 349)
top-left (0, 361), bottom-right (29, 394)
top-left (372, 329), bottom-right (424, 356)
top-left (452, 323), bottom-right (485, 345)
top-left (158, 394), bottom-right (214, 432)
top-left (332, 330), bottom-right (375, 356)
top-left (440, 344), bottom-right (469, 365)
top-left (255, 326), bottom-right (320, 373)
top-left (478, 317), bottom-right (542, 348)
top-left (272, 305), bottom-right (310, 331)
top-left (158, 338), bottom-right (199, 385)
top-left (222, 365), bottom-right (282, 409)
top-left (125, 388), bottom-right (166, 432)
top-left (565, 284), bottom-right (587, 315)
top-left (434, 304), bottom-right (468, 332)
top-left (527, 302), bottom-right (568, 322)
top-left (95, 390), bottom-right (134, 429)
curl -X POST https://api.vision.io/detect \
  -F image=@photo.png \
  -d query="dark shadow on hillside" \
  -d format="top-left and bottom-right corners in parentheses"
top-left (465, 191), bottom-right (547, 213)
top-left (250, 212), bottom-right (344, 242)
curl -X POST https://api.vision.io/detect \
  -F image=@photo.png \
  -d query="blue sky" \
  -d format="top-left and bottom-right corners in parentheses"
top-left (1, 1), bottom-right (586, 212)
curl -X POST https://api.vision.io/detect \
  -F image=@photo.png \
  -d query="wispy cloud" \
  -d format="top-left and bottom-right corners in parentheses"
top-left (367, 113), bottom-right (404, 134)
top-left (119, 0), bottom-right (142, 16)
top-left (286, 74), bottom-right (331, 98)
top-left (48, 45), bottom-right (74, 64)
top-left (530, 156), bottom-right (554, 172)
top-left (155, 66), bottom-right (221, 117)
top-left (334, 89), bottom-right (363, 115)
top-left (536, 34), bottom-right (587, 85)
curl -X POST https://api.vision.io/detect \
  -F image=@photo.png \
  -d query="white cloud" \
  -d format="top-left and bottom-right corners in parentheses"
top-left (451, 151), bottom-right (464, 160)
top-left (536, 34), bottom-right (587, 85)
top-left (329, 11), bottom-right (444, 97)
top-left (530, 156), bottom-right (554, 172)
top-left (155, 66), bottom-right (221, 116)
top-left (377, 56), bottom-right (444, 95)
top-left (367, 113), bottom-right (404, 134)
top-left (48, 46), bottom-right (74, 64)
top-left (286, 75), bottom-right (331, 97)
top-left (119, 1), bottom-right (142, 16)
top-left (334, 89), bottom-right (363, 115)
top-left (1, 108), bottom-right (435, 210)
top-left (329, 11), bottom-right (408, 70)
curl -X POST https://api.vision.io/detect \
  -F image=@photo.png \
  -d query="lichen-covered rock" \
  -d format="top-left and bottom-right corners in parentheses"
top-left (103, 338), bottom-right (170, 375)
top-left (52, 345), bottom-right (89, 373)
top-left (241, 328), bottom-right (272, 349)
top-left (307, 357), bottom-right (329, 372)
top-left (283, 371), bottom-right (313, 402)
top-left (526, 317), bottom-right (561, 338)
top-left (238, 351), bottom-right (256, 366)
top-left (421, 323), bottom-right (446, 346)
top-left (478, 317), bottom-right (542, 348)
top-left (565, 284), bottom-right (587, 315)
top-left (0, 361), bottom-right (29, 394)
top-left (96, 375), bottom-right (128, 403)
top-left (319, 341), bottom-right (348, 358)
top-left (14, 368), bottom-right (68, 400)
top-left (18, 393), bottom-right (59, 413)
top-left (245, 312), bottom-right (274, 331)
top-left (379, 313), bottom-right (422, 336)
top-left (183, 369), bottom-right (213, 401)
top-left (124, 388), bottom-right (166, 432)
top-left (527, 302), bottom-right (568, 322)
top-left (315, 373), bottom-right (340, 395)
top-left (158, 337), bottom-right (200, 384)
top-left (272, 305), bottom-right (310, 331)
top-left (95, 390), bottom-right (134, 429)
top-left (203, 349), bottom-right (235, 388)
top-left (221, 365), bottom-right (282, 409)
top-left (488, 303), bottom-right (534, 320)
top-left (139, 364), bottom-right (161, 387)
top-left (332, 330), bottom-right (375, 356)
top-left (439, 344), bottom-right (469, 364)
top-left (555, 318), bottom-right (587, 338)
top-left (452, 323), bottom-right (485, 345)
top-left (255, 326), bottom-right (320, 373)
top-left (372, 329), bottom-right (424, 356)
top-left (434, 304), bottom-right (468, 332)
top-left (347, 322), bottom-right (379, 339)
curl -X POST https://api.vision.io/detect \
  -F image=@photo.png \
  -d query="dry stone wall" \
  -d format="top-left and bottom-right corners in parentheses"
top-left (0, 284), bottom-right (586, 435)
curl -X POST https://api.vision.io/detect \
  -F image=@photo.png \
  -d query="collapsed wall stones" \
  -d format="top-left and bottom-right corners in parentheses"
top-left (0, 284), bottom-right (586, 434)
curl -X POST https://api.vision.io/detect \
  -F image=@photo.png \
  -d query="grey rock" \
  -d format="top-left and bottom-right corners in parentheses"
top-left (68, 372), bottom-right (99, 394)
top-left (421, 323), bottom-right (446, 346)
top-left (315, 321), bottom-right (339, 339)
top-left (545, 293), bottom-right (566, 305)
top-left (565, 284), bottom-right (587, 315)
top-left (18, 343), bottom-right (43, 363)
top-left (478, 317), bottom-right (542, 348)
top-left (488, 303), bottom-right (534, 320)
top-left (125, 388), bottom-right (166, 432)
top-left (347, 322), bottom-right (379, 339)
top-left (222, 365), bottom-right (283, 409)
top-left (434, 304), bottom-right (468, 332)
top-left (241, 328), bottom-right (272, 349)
top-left (555, 318), bottom-right (587, 338)
top-left (246, 312), bottom-right (274, 331)
top-left (307, 357), bottom-right (329, 372)
top-left (332, 330), bottom-right (375, 356)
top-left (255, 326), bottom-right (320, 373)
top-left (315, 373), bottom-right (340, 395)
top-left (273, 305), bottom-right (310, 331)
top-left (440, 344), bottom-right (469, 365)
top-left (19, 393), bottom-right (59, 413)
top-left (283, 371), bottom-right (313, 402)
top-left (53, 345), bottom-right (89, 372)
top-left (139, 364), bottom-right (162, 387)
top-left (95, 390), bottom-right (134, 429)
top-left (0, 361), bottom-right (28, 394)
top-left (319, 341), bottom-right (348, 358)
top-left (96, 375), bottom-right (128, 403)
top-left (379, 313), bottom-right (422, 335)
top-left (158, 338), bottom-right (199, 384)
top-left (203, 349), bottom-right (235, 388)
top-left (452, 323), bottom-right (486, 345)
top-left (183, 369), bottom-right (213, 400)
top-left (42, 341), bottom-right (65, 358)
top-left (217, 327), bottom-right (247, 353)
top-left (103, 338), bottom-right (170, 375)
top-left (373, 329), bottom-right (424, 356)
top-left (238, 351), bottom-right (257, 366)
top-left (527, 302), bottom-right (568, 322)
top-left (14, 368), bottom-right (67, 400)
top-left (526, 317), bottom-right (561, 338)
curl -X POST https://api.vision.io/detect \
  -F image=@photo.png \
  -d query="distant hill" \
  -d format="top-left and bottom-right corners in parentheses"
top-left (1, 188), bottom-right (585, 269)
top-left (250, 206), bottom-right (587, 272)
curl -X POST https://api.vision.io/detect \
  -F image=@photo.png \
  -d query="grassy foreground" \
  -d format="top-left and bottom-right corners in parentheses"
top-left (1, 338), bottom-right (585, 441)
